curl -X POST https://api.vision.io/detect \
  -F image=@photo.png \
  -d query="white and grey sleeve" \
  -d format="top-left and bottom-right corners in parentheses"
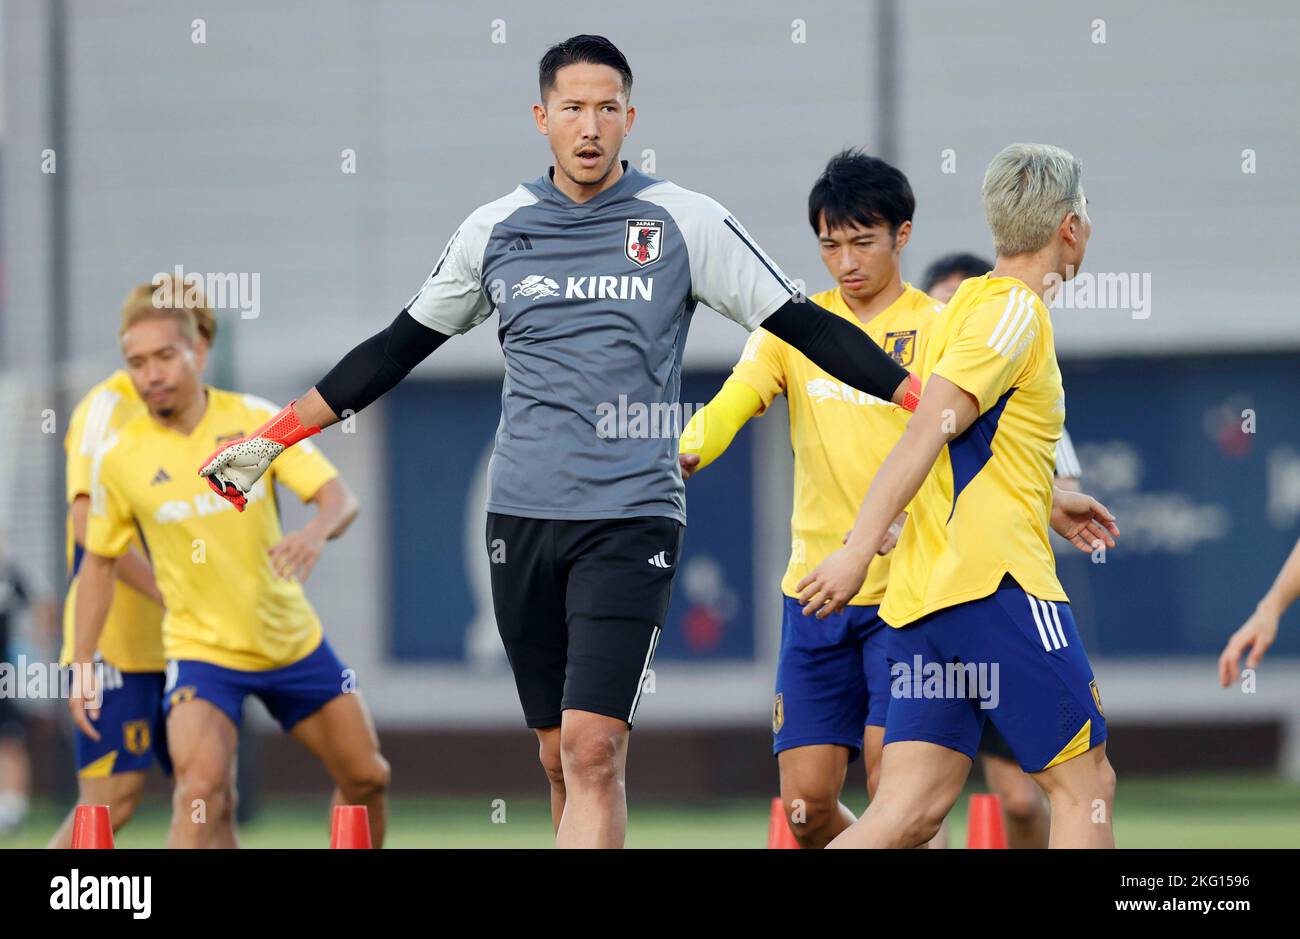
top-left (650, 184), bottom-right (796, 331)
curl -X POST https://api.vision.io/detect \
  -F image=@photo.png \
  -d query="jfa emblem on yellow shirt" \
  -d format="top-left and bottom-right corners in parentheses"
top-left (883, 330), bottom-right (917, 367)
top-left (123, 720), bottom-right (151, 755)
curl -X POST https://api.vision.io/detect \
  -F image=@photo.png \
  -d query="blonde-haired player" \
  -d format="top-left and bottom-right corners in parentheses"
top-left (68, 291), bottom-right (389, 847)
top-left (799, 143), bottom-right (1120, 848)
top-left (48, 278), bottom-right (215, 848)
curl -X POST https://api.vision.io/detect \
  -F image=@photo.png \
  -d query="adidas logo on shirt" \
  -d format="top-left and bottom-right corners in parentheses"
top-left (150, 468), bottom-right (171, 485)
top-left (507, 234), bottom-right (533, 252)
top-left (647, 551), bottom-right (672, 569)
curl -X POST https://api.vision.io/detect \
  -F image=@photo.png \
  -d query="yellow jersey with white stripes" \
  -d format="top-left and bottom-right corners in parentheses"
top-left (61, 370), bottom-right (165, 671)
top-left (881, 274), bottom-right (1066, 627)
top-left (730, 284), bottom-right (941, 604)
top-left (85, 387), bottom-right (338, 671)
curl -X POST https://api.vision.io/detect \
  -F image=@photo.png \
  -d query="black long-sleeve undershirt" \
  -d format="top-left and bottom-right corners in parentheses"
top-left (759, 296), bottom-right (910, 402)
top-left (315, 309), bottom-right (449, 417)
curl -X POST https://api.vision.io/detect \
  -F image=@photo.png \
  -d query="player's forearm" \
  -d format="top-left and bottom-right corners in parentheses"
top-left (303, 478), bottom-right (360, 542)
top-left (1258, 537), bottom-right (1300, 618)
top-left (843, 376), bottom-right (974, 557)
top-left (71, 496), bottom-right (161, 603)
top-left (72, 553), bottom-right (116, 662)
top-left (843, 421), bottom-right (946, 558)
top-left (115, 548), bottom-right (162, 605)
top-left (314, 309), bottom-right (451, 420)
top-left (760, 298), bottom-right (918, 409)
top-left (679, 380), bottom-right (762, 471)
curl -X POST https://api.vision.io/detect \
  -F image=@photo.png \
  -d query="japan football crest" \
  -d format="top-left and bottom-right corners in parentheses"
top-left (625, 219), bottom-right (664, 267)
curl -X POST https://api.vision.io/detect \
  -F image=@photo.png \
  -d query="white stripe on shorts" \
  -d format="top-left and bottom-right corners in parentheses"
top-left (627, 626), bottom-right (662, 725)
top-left (1028, 593), bottom-right (1056, 650)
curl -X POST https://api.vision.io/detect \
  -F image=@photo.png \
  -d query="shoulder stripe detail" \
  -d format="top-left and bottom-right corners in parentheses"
top-left (722, 217), bottom-right (797, 297)
top-left (80, 387), bottom-right (123, 457)
top-left (989, 289), bottom-right (1035, 356)
top-left (986, 288), bottom-right (1022, 351)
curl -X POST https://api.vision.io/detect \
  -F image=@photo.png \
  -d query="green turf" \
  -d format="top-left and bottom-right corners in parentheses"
top-left (4, 773), bottom-right (1298, 848)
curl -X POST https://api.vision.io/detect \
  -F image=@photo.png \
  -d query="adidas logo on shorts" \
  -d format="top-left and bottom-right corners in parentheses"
top-left (647, 550), bottom-right (672, 568)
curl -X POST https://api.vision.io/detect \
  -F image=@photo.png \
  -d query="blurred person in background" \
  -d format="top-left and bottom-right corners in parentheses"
top-left (0, 530), bottom-right (59, 836)
top-left (67, 285), bottom-right (386, 848)
top-left (1219, 536), bottom-right (1299, 686)
top-left (922, 249), bottom-right (1088, 849)
top-left (47, 278), bottom-right (206, 847)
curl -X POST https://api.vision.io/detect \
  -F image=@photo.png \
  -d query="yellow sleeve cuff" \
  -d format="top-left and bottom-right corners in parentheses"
top-left (679, 380), bottom-right (763, 471)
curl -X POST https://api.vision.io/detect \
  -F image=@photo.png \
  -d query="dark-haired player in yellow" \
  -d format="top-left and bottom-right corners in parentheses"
top-left (69, 293), bottom-right (390, 847)
top-left (681, 151), bottom-right (938, 847)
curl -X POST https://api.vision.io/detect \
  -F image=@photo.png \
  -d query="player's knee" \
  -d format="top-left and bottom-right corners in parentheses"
top-left (537, 741), bottom-right (565, 790)
top-left (172, 770), bottom-right (232, 820)
top-left (341, 753), bottom-right (391, 801)
top-left (560, 731), bottom-right (622, 789)
top-left (1001, 782), bottom-right (1047, 823)
top-left (781, 788), bottom-right (840, 840)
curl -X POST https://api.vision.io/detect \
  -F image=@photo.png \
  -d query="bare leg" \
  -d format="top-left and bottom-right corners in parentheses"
top-left (165, 699), bottom-right (239, 848)
top-left (535, 726), bottom-right (565, 832)
top-left (555, 709), bottom-right (629, 849)
top-left (829, 740), bottom-right (971, 849)
top-left (1032, 743), bottom-right (1115, 848)
top-left (46, 770), bottom-right (148, 848)
top-left (778, 744), bottom-right (854, 848)
top-left (982, 753), bottom-right (1050, 849)
top-left (290, 692), bottom-right (390, 848)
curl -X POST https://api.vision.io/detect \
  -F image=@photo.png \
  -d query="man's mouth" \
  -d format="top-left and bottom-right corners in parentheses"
top-left (841, 276), bottom-right (865, 288)
top-left (575, 148), bottom-right (601, 166)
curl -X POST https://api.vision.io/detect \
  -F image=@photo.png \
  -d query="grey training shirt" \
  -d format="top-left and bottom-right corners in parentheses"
top-left (405, 161), bottom-right (796, 524)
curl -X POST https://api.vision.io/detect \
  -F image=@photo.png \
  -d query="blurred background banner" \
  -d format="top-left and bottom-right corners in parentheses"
top-left (1, 0), bottom-right (1298, 829)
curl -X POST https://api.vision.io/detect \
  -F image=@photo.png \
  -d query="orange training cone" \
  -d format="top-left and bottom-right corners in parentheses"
top-left (966, 793), bottom-right (1008, 849)
top-left (330, 805), bottom-right (372, 849)
top-left (767, 796), bottom-right (800, 849)
top-left (71, 805), bottom-right (114, 849)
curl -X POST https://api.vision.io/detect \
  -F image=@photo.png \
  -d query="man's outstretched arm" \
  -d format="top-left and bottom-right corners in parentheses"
top-left (200, 310), bottom-right (450, 509)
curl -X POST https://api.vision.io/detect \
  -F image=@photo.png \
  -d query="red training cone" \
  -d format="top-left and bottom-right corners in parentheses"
top-left (330, 805), bottom-right (372, 849)
top-left (966, 793), bottom-right (1008, 849)
top-left (767, 796), bottom-right (800, 849)
top-left (71, 805), bottom-right (114, 849)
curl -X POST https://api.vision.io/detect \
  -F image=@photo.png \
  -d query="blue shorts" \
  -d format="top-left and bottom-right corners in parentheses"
top-left (163, 639), bottom-right (348, 732)
top-left (883, 575), bottom-right (1107, 773)
top-left (773, 595), bottom-right (892, 762)
top-left (75, 665), bottom-right (171, 778)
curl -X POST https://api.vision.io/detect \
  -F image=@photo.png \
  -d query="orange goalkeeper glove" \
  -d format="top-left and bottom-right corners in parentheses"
top-left (197, 402), bottom-right (320, 511)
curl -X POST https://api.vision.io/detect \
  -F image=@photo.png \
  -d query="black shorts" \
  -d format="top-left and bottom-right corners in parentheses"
top-left (486, 513), bottom-right (683, 729)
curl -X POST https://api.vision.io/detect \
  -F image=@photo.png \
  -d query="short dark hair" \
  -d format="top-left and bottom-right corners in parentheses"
top-left (920, 252), bottom-right (993, 293)
top-left (539, 35), bottom-right (633, 101)
top-left (808, 148), bottom-right (915, 237)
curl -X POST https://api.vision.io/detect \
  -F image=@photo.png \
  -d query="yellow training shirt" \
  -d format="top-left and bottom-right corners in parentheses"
top-left (881, 274), bottom-right (1066, 627)
top-left (730, 284), bottom-right (941, 605)
top-left (85, 387), bottom-right (338, 671)
top-left (62, 370), bottom-right (165, 671)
